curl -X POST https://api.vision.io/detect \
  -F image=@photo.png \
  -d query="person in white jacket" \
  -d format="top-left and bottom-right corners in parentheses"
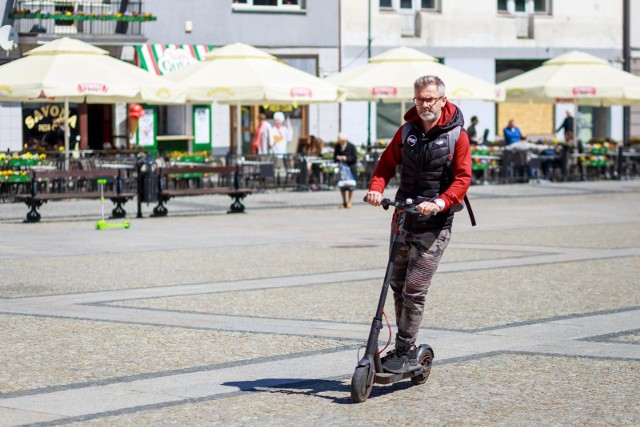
top-left (271, 111), bottom-right (292, 155)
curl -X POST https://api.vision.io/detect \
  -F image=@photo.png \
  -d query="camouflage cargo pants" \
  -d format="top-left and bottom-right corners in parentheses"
top-left (389, 224), bottom-right (451, 350)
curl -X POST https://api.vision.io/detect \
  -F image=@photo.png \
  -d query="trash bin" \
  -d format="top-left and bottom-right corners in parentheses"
top-left (136, 155), bottom-right (158, 218)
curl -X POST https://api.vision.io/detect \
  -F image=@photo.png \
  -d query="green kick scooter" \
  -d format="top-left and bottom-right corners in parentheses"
top-left (96, 178), bottom-right (130, 230)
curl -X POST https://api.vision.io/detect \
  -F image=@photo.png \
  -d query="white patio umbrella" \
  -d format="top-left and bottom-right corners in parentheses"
top-left (498, 50), bottom-right (640, 144)
top-left (0, 37), bottom-right (185, 168)
top-left (326, 47), bottom-right (501, 131)
top-left (165, 42), bottom-right (345, 154)
top-left (497, 51), bottom-right (640, 106)
top-left (326, 47), bottom-right (501, 105)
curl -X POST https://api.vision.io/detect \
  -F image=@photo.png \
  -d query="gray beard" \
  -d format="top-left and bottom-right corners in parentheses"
top-left (419, 111), bottom-right (436, 122)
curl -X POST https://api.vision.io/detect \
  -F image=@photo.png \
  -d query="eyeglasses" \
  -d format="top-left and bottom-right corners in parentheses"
top-left (413, 96), bottom-right (444, 106)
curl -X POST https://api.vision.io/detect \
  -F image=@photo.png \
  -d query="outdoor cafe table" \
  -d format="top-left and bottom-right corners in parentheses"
top-left (471, 154), bottom-right (501, 185)
top-left (239, 160), bottom-right (274, 189)
top-left (305, 157), bottom-right (337, 190)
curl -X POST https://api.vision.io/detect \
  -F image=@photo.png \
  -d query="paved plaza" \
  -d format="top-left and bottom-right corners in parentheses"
top-left (0, 180), bottom-right (639, 426)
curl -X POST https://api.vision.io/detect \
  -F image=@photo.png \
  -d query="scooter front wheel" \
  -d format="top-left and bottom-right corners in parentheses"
top-left (350, 365), bottom-right (373, 403)
top-left (410, 349), bottom-right (434, 385)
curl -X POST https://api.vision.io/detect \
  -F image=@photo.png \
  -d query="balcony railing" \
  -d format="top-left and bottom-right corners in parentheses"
top-left (10, 1), bottom-right (154, 36)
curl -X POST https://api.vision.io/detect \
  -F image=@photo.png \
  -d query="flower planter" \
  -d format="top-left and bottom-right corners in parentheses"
top-left (10, 12), bottom-right (156, 22)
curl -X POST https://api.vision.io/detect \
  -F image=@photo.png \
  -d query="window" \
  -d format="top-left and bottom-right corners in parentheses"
top-left (232, 0), bottom-right (304, 12)
top-left (498, 0), bottom-right (550, 14)
top-left (380, 0), bottom-right (439, 12)
top-left (421, 0), bottom-right (437, 10)
top-left (534, 0), bottom-right (550, 13)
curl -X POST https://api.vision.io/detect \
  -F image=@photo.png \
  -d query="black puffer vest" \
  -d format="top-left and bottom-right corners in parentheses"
top-left (395, 107), bottom-right (464, 232)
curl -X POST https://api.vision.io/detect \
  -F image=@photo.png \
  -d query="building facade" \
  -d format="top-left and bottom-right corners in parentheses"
top-left (141, 0), bottom-right (341, 154)
top-left (1, 0), bottom-right (638, 153)
top-left (0, 0), bottom-right (341, 154)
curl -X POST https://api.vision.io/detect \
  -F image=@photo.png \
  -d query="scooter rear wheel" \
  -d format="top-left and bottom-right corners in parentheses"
top-left (410, 349), bottom-right (434, 385)
top-left (350, 365), bottom-right (373, 403)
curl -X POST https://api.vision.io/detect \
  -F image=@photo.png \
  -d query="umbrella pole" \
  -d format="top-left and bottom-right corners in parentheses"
top-left (64, 97), bottom-right (70, 171)
top-left (236, 102), bottom-right (242, 157)
top-left (573, 103), bottom-right (578, 146)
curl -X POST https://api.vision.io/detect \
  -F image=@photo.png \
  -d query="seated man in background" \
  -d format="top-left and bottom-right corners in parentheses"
top-left (503, 119), bottom-right (525, 145)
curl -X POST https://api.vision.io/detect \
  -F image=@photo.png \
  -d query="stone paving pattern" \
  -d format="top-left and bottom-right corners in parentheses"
top-left (0, 180), bottom-right (638, 426)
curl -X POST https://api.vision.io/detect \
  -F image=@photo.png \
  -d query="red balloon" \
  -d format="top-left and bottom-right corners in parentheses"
top-left (128, 103), bottom-right (144, 119)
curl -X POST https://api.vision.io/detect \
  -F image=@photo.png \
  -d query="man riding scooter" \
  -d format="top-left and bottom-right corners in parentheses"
top-left (365, 75), bottom-right (472, 373)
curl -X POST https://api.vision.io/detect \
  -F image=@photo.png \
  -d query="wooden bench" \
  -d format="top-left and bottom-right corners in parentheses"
top-left (151, 164), bottom-right (254, 216)
top-left (16, 168), bottom-right (136, 223)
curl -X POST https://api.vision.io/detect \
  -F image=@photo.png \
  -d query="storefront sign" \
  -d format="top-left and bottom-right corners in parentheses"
top-left (135, 44), bottom-right (215, 75)
top-left (22, 104), bottom-right (78, 146)
top-left (137, 108), bottom-right (156, 147)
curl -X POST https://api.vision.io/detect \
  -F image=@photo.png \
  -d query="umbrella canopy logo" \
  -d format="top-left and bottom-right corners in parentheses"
top-left (371, 86), bottom-right (398, 96)
top-left (450, 87), bottom-right (474, 98)
top-left (572, 86), bottom-right (596, 96)
top-left (77, 83), bottom-right (109, 94)
top-left (0, 85), bottom-right (12, 96)
top-left (205, 87), bottom-right (235, 98)
top-left (155, 87), bottom-right (174, 99)
top-left (290, 87), bottom-right (313, 98)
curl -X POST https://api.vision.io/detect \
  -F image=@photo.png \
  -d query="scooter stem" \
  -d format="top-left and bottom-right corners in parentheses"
top-left (363, 213), bottom-right (404, 363)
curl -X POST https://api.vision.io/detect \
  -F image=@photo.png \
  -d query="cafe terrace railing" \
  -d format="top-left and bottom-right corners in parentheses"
top-left (10, 0), bottom-right (154, 36)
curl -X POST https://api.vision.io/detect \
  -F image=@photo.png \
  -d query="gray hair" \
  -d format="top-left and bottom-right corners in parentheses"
top-left (414, 75), bottom-right (445, 96)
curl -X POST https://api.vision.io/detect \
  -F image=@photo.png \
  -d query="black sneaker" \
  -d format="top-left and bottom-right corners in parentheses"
top-left (382, 347), bottom-right (417, 373)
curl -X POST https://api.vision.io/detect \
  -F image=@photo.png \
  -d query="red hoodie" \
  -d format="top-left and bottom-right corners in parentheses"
top-left (368, 102), bottom-right (472, 211)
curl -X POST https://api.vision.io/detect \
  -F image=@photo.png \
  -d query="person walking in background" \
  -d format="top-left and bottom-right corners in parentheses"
top-left (503, 119), bottom-right (525, 145)
top-left (334, 132), bottom-right (358, 209)
top-left (365, 75), bottom-right (471, 373)
top-left (252, 113), bottom-right (272, 155)
top-left (271, 111), bottom-right (293, 155)
top-left (467, 116), bottom-right (479, 144)
top-left (556, 110), bottom-right (574, 143)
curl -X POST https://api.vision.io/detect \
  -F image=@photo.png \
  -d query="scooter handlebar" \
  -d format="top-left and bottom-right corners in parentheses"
top-left (363, 196), bottom-right (420, 213)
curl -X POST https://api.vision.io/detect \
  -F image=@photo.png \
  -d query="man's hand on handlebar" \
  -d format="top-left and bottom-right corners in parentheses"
top-left (365, 193), bottom-right (440, 216)
top-left (417, 201), bottom-right (440, 216)
top-left (365, 191), bottom-right (383, 206)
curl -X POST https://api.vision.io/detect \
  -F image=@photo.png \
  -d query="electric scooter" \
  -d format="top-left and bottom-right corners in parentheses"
top-left (351, 197), bottom-right (434, 403)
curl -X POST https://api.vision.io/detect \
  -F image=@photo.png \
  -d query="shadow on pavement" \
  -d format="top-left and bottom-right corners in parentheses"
top-left (223, 377), bottom-right (416, 404)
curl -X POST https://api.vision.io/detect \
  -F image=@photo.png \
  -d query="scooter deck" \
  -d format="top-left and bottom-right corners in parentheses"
top-left (374, 365), bottom-right (426, 384)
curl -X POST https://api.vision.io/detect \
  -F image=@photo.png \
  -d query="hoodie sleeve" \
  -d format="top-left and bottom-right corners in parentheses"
top-left (439, 129), bottom-right (472, 210)
top-left (368, 127), bottom-right (403, 194)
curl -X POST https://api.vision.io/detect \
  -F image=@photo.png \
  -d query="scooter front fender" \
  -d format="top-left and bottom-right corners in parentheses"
top-left (415, 344), bottom-right (434, 364)
top-left (355, 353), bottom-right (376, 385)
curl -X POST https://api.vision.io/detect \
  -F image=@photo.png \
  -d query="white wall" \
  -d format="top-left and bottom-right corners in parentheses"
top-left (342, 0), bottom-right (621, 53)
top-left (0, 103), bottom-right (23, 151)
top-left (211, 103), bottom-right (230, 155)
top-left (340, 101), bottom-right (372, 147)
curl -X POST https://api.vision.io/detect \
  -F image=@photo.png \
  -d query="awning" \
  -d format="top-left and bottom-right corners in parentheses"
top-left (134, 44), bottom-right (215, 76)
